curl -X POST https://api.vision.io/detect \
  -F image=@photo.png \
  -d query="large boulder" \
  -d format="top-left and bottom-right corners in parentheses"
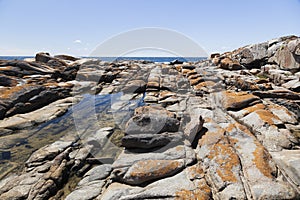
top-left (35, 52), bottom-right (52, 63)
top-left (122, 106), bottom-right (181, 149)
top-left (273, 38), bottom-right (300, 71)
top-left (125, 107), bottom-right (180, 135)
top-left (234, 42), bottom-right (268, 68)
top-left (219, 57), bottom-right (242, 70)
top-left (35, 52), bottom-right (67, 67)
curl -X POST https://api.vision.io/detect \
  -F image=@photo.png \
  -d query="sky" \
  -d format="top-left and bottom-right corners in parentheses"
top-left (0, 0), bottom-right (300, 56)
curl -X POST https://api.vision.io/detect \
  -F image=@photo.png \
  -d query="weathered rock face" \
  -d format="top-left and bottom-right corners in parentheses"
top-left (125, 106), bottom-right (180, 135)
top-left (220, 57), bottom-right (242, 70)
top-left (237, 42), bottom-right (269, 68)
top-left (122, 106), bottom-right (182, 149)
top-left (221, 91), bottom-right (261, 110)
top-left (122, 80), bottom-right (146, 93)
top-left (273, 38), bottom-right (300, 71)
top-left (121, 159), bottom-right (185, 185)
top-left (213, 35), bottom-right (300, 71)
top-left (1, 35), bottom-right (300, 200)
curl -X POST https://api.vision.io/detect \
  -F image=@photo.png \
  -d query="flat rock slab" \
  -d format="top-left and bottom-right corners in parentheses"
top-left (100, 168), bottom-right (197, 200)
top-left (271, 150), bottom-right (300, 187)
top-left (221, 91), bottom-right (260, 110)
top-left (0, 97), bottom-right (78, 130)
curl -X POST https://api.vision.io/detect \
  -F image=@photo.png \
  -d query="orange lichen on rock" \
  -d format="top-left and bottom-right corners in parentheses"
top-left (268, 103), bottom-right (295, 118)
top-left (225, 123), bottom-right (238, 133)
top-left (182, 69), bottom-right (195, 75)
top-left (222, 91), bottom-right (260, 110)
top-left (243, 103), bottom-right (266, 114)
top-left (126, 159), bottom-right (184, 183)
top-left (198, 126), bottom-right (225, 147)
top-left (255, 109), bottom-right (281, 125)
top-left (175, 65), bottom-right (182, 72)
top-left (233, 122), bottom-right (255, 137)
top-left (252, 141), bottom-right (274, 178)
top-left (0, 85), bottom-right (32, 99)
top-left (207, 140), bottom-right (240, 183)
top-left (219, 57), bottom-right (241, 70)
top-left (200, 124), bottom-right (240, 183)
top-left (194, 81), bottom-right (216, 91)
top-left (175, 179), bottom-right (211, 200)
top-left (187, 70), bottom-right (197, 77)
top-left (147, 81), bottom-right (160, 88)
top-left (189, 77), bottom-right (203, 86)
top-left (188, 74), bottom-right (201, 80)
top-left (175, 189), bottom-right (211, 200)
top-left (0, 66), bottom-right (13, 71)
top-left (186, 164), bottom-right (205, 180)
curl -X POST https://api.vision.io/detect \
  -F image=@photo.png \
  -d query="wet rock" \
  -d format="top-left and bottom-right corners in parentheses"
top-left (0, 97), bottom-right (77, 130)
top-left (5, 88), bottom-right (68, 117)
top-left (1, 40), bottom-right (300, 200)
top-left (0, 132), bottom-right (29, 149)
top-left (26, 140), bottom-right (73, 165)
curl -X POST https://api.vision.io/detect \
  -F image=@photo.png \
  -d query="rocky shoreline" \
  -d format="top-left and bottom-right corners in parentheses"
top-left (0, 35), bottom-right (300, 199)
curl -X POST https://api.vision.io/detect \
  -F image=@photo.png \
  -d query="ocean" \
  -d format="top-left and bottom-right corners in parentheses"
top-left (0, 56), bottom-right (206, 63)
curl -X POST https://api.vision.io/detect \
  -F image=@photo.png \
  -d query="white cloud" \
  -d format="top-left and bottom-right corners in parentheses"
top-left (73, 40), bottom-right (82, 44)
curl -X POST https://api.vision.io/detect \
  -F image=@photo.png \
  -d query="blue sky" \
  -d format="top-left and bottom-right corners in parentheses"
top-left (0, 0), bottom-right (299, 56)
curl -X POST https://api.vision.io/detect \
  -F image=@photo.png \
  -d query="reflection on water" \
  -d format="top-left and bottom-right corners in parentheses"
top-left (0, 92), bottom-right (144, 179)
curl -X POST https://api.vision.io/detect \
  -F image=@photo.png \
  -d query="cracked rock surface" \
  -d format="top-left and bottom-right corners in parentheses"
top-left (1, 36), bottom-right (300, 199)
